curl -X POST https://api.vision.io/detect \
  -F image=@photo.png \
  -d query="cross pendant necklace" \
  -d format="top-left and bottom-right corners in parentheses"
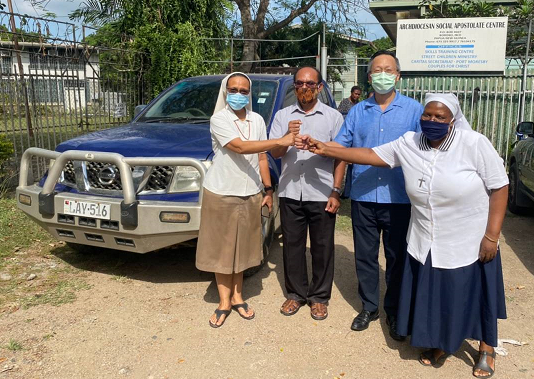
top-left (418, 178), bottom-right (425, 187)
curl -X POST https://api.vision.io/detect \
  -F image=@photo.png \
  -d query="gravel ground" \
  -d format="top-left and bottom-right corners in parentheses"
top-left (0, 212), bottom-right (533, 379)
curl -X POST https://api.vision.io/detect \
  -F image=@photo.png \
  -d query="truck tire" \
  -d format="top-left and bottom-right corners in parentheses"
top-left (508, 164), bottom-right (530, 215)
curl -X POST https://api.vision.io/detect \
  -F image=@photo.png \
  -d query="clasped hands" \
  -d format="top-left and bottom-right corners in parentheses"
top-left (286, 120), bottom-right (339, 213)
top-left (286, 120), bottom-right (327, 155)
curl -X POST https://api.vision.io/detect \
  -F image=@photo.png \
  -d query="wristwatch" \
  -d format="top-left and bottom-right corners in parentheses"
top-left (264, 186), bottom-right (274, 193)
top-left (332, 187), bottom-right (342, 195)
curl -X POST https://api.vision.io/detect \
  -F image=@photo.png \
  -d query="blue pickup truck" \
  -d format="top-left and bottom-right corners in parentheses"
top-left (16, 74), bottom-right (336, 268)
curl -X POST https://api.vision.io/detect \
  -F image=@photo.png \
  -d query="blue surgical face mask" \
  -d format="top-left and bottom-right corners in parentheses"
top-left (226, 93), bottom-right (249, 110)
top-left (420, 119), bottom-right (453, 141)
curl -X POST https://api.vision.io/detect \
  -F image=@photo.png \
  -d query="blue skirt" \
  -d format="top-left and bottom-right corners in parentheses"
top-left (397, 250), bottom-right (506, 354)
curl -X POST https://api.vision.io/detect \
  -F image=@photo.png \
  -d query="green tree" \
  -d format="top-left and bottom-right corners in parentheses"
top-left (71, 0), bottom-right (230, 96)
top-left (355, 37), bottom-right (394, 58)
top-left (230, 0), bottom-right (367, 72)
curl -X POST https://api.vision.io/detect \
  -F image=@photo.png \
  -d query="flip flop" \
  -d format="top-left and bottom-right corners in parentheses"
top-left (232, 302), bottom-right (255, 320)
top-left (419, 349), bottom-right (449, 367)
top-left (209, 308), bottom-right (231, 328)
top-left (473, 350), bottom-right (496, 378)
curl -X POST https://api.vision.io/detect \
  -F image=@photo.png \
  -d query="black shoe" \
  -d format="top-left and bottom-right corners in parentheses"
top-left (351, 310), bottom-right (379, 331)
top-left (386, 315), bottom-right (406, 341)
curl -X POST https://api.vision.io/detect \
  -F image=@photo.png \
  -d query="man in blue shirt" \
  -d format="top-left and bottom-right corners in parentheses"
top-left (334, 51), bottom-right (423, 340)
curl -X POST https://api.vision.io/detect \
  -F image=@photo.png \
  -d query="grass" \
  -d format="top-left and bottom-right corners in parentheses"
top-left (0, 197), bottom-right (53, 267)
top-left (4, 339), bottom-right (23, 351)
top-left (20, 279), bottom-right (91, 309)
top-left (0, 195), bottom-right (91, 311)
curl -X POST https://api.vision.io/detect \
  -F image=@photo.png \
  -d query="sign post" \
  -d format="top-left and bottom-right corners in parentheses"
top-left (396, 17), bottom-right (508, 73)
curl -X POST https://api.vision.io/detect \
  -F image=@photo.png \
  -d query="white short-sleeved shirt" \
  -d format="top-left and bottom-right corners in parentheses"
top-left (373, 127), bottom-right (509, 269)
top-left (269, 100), bottom-right (344, 201)
top-left (203, 106), bottom-right (267, 196)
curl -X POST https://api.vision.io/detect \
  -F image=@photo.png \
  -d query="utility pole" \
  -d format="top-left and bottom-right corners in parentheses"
top-left (7, 0), bottom-right (33, 137)
top-left (321, 23), bottom-right (327, 82)
top-left (519, 18), bottom-right (532, 123)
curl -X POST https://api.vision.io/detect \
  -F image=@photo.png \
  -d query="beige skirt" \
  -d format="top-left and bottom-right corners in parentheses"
top-left (196, 188), bottom-right (262, 274)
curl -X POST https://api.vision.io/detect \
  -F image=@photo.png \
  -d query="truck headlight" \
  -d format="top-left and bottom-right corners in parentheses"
top-left (168, 161), bottom-right (212, 193)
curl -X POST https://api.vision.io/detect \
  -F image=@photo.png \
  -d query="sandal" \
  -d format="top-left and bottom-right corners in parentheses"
top-left (473, 350), bottom-right (496, 378)
top-left (208, 308), bottom-right (231, 328)
top-left (280, 299), bottom-right (304, 316)
top-left (232, 302), bottom-right (255, 320)
top-left (310, 302), bottom-right (328, 320)
top-left (418, 349), bottom-right (449, 367)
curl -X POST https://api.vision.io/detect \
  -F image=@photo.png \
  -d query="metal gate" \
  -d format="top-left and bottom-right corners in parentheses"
top-left (0, 11), bottom-right (149, 183)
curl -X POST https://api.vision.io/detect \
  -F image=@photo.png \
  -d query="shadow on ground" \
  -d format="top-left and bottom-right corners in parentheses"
top-left (500, 210), bottom-right (534, 276)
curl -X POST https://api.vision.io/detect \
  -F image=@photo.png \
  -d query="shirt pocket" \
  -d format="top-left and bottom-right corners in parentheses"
top-left (309, 127), bottom-right (332, 142)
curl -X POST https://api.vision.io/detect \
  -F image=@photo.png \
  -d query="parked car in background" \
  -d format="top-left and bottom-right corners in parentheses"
top-left (16, 74), bottom-right (337, 272)
top-left (508, 121), bottom-right (534, 214)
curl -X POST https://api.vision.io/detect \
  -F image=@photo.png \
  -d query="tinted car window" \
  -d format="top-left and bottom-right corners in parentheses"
top-left (137, 78), bottom-right (278, 123)
top-left (283, 86), bottom-right (296, 108)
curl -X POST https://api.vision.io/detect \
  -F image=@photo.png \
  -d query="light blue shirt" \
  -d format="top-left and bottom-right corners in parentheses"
top-left (334, 92), bottom-right (423, 204)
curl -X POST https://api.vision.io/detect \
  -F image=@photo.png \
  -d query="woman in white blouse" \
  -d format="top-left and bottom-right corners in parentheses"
top-left (301, 93), bottom-right (508, 378)
top-left (196, 72), bottom-right (294, 328)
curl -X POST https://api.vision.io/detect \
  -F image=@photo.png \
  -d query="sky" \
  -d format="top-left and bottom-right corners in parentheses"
top-left (12, 0), bottom-right (386, 42)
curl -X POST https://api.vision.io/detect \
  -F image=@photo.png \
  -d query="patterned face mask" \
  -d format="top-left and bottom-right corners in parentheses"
top-left (296, 87), bottom-right (317, 104)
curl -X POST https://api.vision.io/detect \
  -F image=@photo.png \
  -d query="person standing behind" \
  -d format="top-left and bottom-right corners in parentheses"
top-left (269, 67), bottom-right (345, 320)
top-left (337, 86), bottom-right (362, 116)
top-left (196, 72), bottom-right (295, 328)
top-left (334, 51), bottom-right (423, 340)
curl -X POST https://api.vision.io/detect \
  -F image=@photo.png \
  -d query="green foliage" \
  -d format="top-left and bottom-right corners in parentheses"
top-left (0, 134), bottom-right (13, 164)
top-left (420, 0), bottom-right (534, 58)
top-left (0, 25), bottom-right (42, 42)
top-left (420, 0), bottom-right (499, 17)
top-left (355, 37), bottom-right (394, 58)
top-left (73, 0), bottom-right (229, 97)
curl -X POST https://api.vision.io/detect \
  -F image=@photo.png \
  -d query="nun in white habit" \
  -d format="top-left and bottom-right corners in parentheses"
top-left (196, 72), bottom-right (294, 328)
top-left (300, 92), bottom-right (509, 378)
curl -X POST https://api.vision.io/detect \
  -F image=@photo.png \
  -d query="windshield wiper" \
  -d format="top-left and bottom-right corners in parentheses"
top-left (141, 116), bottom-right (209, 123)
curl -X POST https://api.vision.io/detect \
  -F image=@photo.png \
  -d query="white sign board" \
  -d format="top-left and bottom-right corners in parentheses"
top-left (396, 17), bottom-right (508, 72)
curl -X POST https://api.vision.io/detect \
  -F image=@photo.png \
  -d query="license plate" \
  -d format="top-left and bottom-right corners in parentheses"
top-left (63, 200), bottom-right (111, 220)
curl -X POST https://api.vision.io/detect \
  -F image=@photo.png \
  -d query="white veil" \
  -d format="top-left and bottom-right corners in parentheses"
top-left (213, 72), bottom-right (253, 114)
top-left (424, 93), bottom-right (472, 131)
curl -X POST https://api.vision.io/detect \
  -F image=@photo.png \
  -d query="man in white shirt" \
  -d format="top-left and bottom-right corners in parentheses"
top-left (269, 66), bottom-right (345, 320)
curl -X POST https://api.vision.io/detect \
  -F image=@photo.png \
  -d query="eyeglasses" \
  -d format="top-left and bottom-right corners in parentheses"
top-left (227, 87), bottom-right (250, 95)
top-left (294, 80), bottom-right (319, 89)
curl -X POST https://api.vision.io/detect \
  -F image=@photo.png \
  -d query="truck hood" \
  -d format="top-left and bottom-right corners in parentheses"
top-left (56, 122), bottom-right (212, 160)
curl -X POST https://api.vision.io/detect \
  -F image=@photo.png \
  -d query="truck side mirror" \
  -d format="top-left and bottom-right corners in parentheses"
top-left (517, 121), bottom-right (534, 135)
top-left (134, 105), bottom-right (147, 118)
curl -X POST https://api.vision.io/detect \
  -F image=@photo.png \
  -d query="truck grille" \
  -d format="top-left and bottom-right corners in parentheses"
top-left (63, 161), bottom-right (76, 184)
top-left (87, 162), bottom-right (129, 190)
top-left (144, 166), bottom-right (174, 191)
top-left (60, 161), bottom-right (173, 193)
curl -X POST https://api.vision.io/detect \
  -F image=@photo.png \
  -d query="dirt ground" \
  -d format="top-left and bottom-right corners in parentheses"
top-left (1, 211), bottom-right (534, 379)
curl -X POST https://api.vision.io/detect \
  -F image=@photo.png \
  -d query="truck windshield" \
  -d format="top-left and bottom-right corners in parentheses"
top-left (137, 77), bottom-right (278, 124)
